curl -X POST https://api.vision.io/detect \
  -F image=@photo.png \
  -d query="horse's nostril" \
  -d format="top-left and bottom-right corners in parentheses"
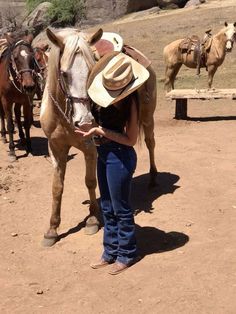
top-left (24, 85), bottom-right (36, 94)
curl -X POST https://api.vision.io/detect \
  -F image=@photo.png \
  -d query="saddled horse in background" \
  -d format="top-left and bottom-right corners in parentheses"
top-left (40, 27), bottom-right (157, 246)
top-left (0, 32), bottom-right (36, 161)
top-left (163, 22), bottom-right (236, 91)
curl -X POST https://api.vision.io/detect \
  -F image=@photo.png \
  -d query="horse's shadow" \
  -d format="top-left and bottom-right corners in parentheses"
top-left (15, 136), bottom-right (78, 161)
top-left (136, 225), bottom-right (189, 257)
top-left (14, 136), bottom-right (49, 158)
top-left (131, 172), bottom-right (180, 215)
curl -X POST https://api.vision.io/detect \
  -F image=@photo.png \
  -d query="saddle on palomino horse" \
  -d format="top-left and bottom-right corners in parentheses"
top-left (94, 32), bottom-right (151, 69)
top-left (178, 29), bottom-right (212, 75)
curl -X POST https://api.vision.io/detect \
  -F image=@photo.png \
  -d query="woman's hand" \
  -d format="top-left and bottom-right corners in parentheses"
top-left (75, 127), bottom-right (100, 138)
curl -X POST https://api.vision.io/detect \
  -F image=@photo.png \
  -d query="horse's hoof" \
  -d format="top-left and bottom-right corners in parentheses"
top-left (84, 223), bottom-right (99, 235)
top-left (42, 237), bottom-right (58, 247)
top-left (1, 137), bottom-right (7, 144)
top-left (9, 154), bottom-right (17, 163)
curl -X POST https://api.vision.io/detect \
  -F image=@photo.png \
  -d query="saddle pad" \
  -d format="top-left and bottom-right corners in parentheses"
top-left (94, 39), bottom-right (115, 57)
top-left (94, 32), bottom-right (124, 58)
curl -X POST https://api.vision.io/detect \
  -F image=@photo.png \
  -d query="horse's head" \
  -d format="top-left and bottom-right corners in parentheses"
top-left (46, 27), bottom-right (103, 130)
top-left (5, 33), bottom-right (36, 95)
top-left (224, 22), bottom-right (236, 52)
top-left (33, 45), bottom-right (49, 78)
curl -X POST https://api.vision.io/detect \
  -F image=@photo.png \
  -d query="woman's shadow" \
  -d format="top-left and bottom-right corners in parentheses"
top-left (131, 171), bottom-right (180, 215)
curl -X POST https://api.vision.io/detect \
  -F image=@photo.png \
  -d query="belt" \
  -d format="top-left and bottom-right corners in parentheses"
top-left (92, 135), bottom-right (112, 146)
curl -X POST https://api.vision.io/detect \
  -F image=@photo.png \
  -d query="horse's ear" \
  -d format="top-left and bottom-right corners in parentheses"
top-left (23, 33), bottom-right (34, 44)
top-left (225, 22), bottom-right (228, 27)
top-left (88, 28), bottom-right (103, 46)
top-left (4, 32), bottom-right (14, 45)
top-left (46, 28), bottom-right (64, 50)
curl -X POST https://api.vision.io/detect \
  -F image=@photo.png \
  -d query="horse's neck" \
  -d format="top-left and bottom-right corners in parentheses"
top-left (212, 31), bottom-right (227, 57)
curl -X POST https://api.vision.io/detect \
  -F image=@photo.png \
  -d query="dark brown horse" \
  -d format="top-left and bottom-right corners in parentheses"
top-left (0, 33), bottom-right (36, 161)
top-left (33, 45), bottom-right (49, 100)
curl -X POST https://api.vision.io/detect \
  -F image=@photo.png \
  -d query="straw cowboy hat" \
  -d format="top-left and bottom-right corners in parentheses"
top-left (87, 52), bottom-right (150, 107)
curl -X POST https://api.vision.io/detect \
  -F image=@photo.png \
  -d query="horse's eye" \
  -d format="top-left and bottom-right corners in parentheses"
top-left (62, 72), bottom-right (68, 78)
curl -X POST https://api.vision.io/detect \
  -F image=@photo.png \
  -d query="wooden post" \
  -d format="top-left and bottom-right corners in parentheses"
top-left (175, 98), bottom-right (188, 120)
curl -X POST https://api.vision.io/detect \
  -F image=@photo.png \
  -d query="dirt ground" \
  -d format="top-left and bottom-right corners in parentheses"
top-left (1, 1), bottom-right (236, 313)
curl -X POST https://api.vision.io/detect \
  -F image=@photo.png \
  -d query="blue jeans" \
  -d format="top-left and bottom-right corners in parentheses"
top-left (97, 141), bottom-right (137, 265)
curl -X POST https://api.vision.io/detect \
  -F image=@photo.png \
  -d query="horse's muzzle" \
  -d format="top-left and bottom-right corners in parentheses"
top-left (23, 84), bottom-right (36, 95)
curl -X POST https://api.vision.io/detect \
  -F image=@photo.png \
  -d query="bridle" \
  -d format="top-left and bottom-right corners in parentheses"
top-left (57, 69), bottom-right (91, 118)
top-left (33, 47), bottom-right (48, 73)
top-left (48, 35), bottom-right (96, 129)
top-left (8, 40), bottom-right (35, 93)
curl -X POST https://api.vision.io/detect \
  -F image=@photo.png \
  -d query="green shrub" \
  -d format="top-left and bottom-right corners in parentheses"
top-left (26, 0), bottom-right (46, 12)
top-left (48, 0), bottom-right (86, 27)
top-left (26, 0), bottom-right (85, 27)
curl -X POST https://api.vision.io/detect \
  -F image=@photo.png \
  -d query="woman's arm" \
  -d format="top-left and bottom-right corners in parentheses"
top-left (75, 97), bottom-right (139, 147)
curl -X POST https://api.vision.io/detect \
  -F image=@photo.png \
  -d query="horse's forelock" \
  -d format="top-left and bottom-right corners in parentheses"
top-left (60, 32), bottom-right (95, 72)
top-left (47, 45), bottom-right (61, 91)
top-left (60, 34), bottom-right (80, 72)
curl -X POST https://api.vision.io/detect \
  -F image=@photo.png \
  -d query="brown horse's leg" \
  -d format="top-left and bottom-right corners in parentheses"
top-left (43, 141), bottom-right (70, 247)
top-left (22, 101), bottom-right (33, 154)
top-left (14, 104), bottom-right (25, 146)
top-left (0, 102), bottom-right (7, 143)
top-left (3, 100), bottom-right (16, 162)
top-left (207, 65), bottom-right (217, 89)
top-left (83, 148), bottom-right (100, 235)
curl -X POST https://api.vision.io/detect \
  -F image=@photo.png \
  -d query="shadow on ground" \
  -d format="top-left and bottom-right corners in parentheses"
top-left (136, 225), bottom-right (189, 258)
top-left (131, 171), bottom-right (180, 215)
top-left (186, 115), bottom-right (236, 122)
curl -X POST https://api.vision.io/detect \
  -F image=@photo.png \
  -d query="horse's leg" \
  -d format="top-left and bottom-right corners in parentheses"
top-left (139, 67), bottom-right (158, 186)
top-left (22, 101), bottom-right (33, 154)
top-left (0, 102), bottom-right (7, 143)
top-left (43, 141), bottom-right (70, 247)
top-left (165, 64), bottom-right (182, 91)
top-left (171, 64), bottom-right (182, 89)
top-left (83, 147), bottom-right (100, 235)
top-left (207, 65), bottom-right (217, 89)
top-left (14, 103), bottom-right (26, 146)
top-left (3, 99), bottom-right (16, 162)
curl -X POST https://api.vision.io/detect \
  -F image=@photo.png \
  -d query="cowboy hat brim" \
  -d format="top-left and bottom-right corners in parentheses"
top-left (87, 52), bottom-right (150, 108)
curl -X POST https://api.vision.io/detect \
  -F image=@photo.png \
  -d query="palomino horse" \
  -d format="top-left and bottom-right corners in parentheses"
top-left (0, 33), bottom-right (36, 161)
top-left (163, 22), bottom-right (236, 91)
top-left (40, 27), bottom-right (157, 246)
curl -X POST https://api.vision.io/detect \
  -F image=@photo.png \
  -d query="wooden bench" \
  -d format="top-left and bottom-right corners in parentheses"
top-left (166, 89), bottom-right (236, 119)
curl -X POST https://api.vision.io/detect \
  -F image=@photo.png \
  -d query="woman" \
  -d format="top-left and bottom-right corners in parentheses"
top-left (76, 52), bottom-right (150, 275)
